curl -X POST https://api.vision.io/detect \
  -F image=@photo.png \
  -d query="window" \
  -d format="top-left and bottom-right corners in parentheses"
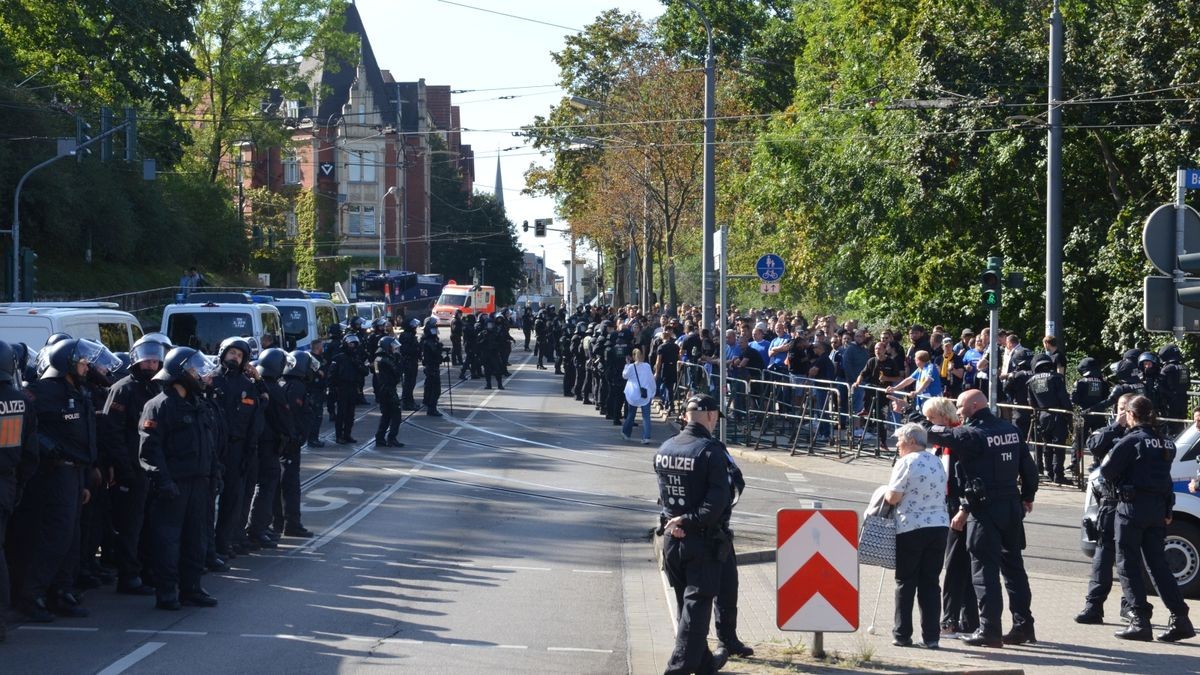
top-left (98, 323), bottom-right (131, 351)
top-left (283, 152), bottom-right (300, 185)
top-left (261, 312), bottom-right (282, 350)
top-left (348, 150), bottom-right (375, 183)
top-left (285, 210), bottom-right (297, 238)
top-left (347, 205), bottom-right (376, 236)
top-left (316, 305), bottom-right (337, 339)
top-left (166, 312), bottom-right (254, 355)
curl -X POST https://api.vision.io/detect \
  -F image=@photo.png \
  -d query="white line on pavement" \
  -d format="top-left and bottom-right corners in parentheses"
top-left (571, 569), bottom-right (614, 574)
top-left (17, 626), bottom-right (100, 632)
top-left (126, 629), bottom-right (207, 636)
top-left (96, 641), bottom-right (166, 675)
top-left (546, 647), bottom-right (614, 654)
top-left (491, 564), bottom-right (551, 571)
top-left (660, 566), bottom-right (679, 636)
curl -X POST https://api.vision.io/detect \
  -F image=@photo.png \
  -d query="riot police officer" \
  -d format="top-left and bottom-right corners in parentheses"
top-left (1027, 353), bottom-right (1071, 484)
top-left (925, 389), bottom-right (1039, 647)
top-left (138, 347), bottom-right (220, 610)
top-left (479, 318), bottom-right (504, 390)
top-left (246, 348), bottom-right (296, 548)
top-left (571, 323), bottom-right (588, 400)
top-left (522, 306), bottom-right (533, 351)
top-left (398, 319), bottom-right (421, 410)
top-left (534, 311), bottom-right (549, 369)
top-left (560, 324), bottom-right (576, 396)
top-left (1087, 357), bottom-right (1144, 416)
top-left (1102, 395), bottom-right (1195, 642)
top-left (373, 336), bottom-right (404, 447)
top-left (277, 351), bottom-right (314, 537)
top-left (655, 394), bottom-right (730, 674)
top-left (1002, 352), bottom-right (1034, 440)
top-left (325, 324), bottom-right (344, 422)
top-left (1072, 357), bottom-right (1111, 472)
top-left (420, 318), bottom-right (444, 417)
top-left (1158, 344), bottom-right (1190, 432)
top-left (99, 336), bottom-right (167, 595)
top-left (605, 327), bottom-right (632, 424)
top-left (1138, 352), bottom-right (1169, 417)
top-left (1075, 392), bottom-right (1136, 625)
top-left (305, 338), bottom-right (328, 447)
top-left (460, 315), bottom-right (478, 380)
top-left (211, 338), bottom-right (261, 559)
top-left (450, 310), bottom-right (464, 365)
top-left (331, 334), bottom-right (367, 444)
top-left (0, 340), bottom-right (38, 640)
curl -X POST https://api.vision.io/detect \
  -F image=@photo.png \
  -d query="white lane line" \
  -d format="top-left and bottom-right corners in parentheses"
top-left (491, 564), bottom-right (551, 571)
top-left (496, 645), bottom-right (528, 650)
top-left (382, 638), bottom-right (424, 645)
top-left (126, 629), bottom-right (207, 636)
top-left (17, 625), bottom-right (100, 632)
top-left (571, 569), bottom-right (614, 575)
top-left (96, 641), bottom-right (166, 675)
top-left (240, 633), bottom-right (304, 640)
top-left (547, 647), bottom-right (614, 654)
top-left (785, 472), bottom-right (808, 482)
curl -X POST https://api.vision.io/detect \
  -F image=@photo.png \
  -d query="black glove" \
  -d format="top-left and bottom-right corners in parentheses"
top-left (157, 482), bottom-right (181, 500)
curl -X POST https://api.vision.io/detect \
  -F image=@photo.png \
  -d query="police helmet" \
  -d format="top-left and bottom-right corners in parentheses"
top-left (377, 336), bottom-right (399, 355)
top-left (153, 347), bottom-right (217, 387)
top-left (45, 332), bottom-right (73, 346)
top-left (575, 323), bottom-right (586, 335)
top-left (1122, 348), bottom-right (1142, 363)
top-left (350, 316), bottom-right (367, 331)
top-left (328, 323), bottom-right (344, 339)
top-left (140, 332), bottom-right (174, 348)
top-left (423, 317), bottom-right (439, 337)
top-left (218, 337), bottom-right (252, 365)
top-left (1032, 353), bottom-right (1054, 373)
top-left (41, 338), bottom-right (116, 380)
top-left (372, 317), bottom-right (389, 332)
top-left (1114, 359), bottom-right (1138, 384)
top-left (256, 348), bottom-right (291, 379)
top-left (343, 333), bottom-right (361, 348)
top-left (110, 352), bottom-right (132, 381)
top-left (1077, 357), bottom-right (1101, 376)
top-left (283, 351), bottom-right (313, 380)
top-left (1159, 343), bottom-right (1183, 363)
top-left (0, 340), bottom-right (15, 383)
top-left (1138, 351), bottom-right (1160, 369)
top-left (130, 337), bottom-right (167, 367)
top-left (406, 318), bottom-right (420, 331)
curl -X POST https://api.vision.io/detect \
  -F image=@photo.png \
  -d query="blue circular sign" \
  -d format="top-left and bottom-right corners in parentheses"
top-left (756, 254), bottom-right (785, 282)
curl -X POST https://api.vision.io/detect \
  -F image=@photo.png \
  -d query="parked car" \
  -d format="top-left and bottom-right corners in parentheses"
top-left (0, 302), bottom-right (143, 351)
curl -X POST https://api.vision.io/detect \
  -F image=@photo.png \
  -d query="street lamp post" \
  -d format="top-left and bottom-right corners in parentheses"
top-left (682, 0), bottom-right (717, 331)
top-left (378, 186), bottom-right (397, 270)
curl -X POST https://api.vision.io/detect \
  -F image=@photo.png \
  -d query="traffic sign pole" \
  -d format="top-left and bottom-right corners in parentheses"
top-left (1176, 168), bottom-right (1188, 341)
top-left (718, 223), bottom-right (727, 444)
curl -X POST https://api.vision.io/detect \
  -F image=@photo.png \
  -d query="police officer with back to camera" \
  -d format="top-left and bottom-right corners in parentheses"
top-left (1027, 353), bottom-right (1072, 484)
top-left (246, 348), bottom-right (296, 549)
top-left (480, 317), bottom-right (505, 390)
top-left (138, 347), bottom-right (220, 610)
top-left (571, 323), bottom-right (588, 400)
top-left (522, 305), bottom-right (533, 351)
top-left (11, 339), bottom-right (106, 622)
top-left (1071, 357), bottom-right (1110, 468)
top-left (0, 340), bottom-right (38, 642)
top-left (98, 336), bottom-right (167, 596)
top-left (714, 448), bottom-right (753, 659)
top-left (325, 323), bottom-right (344, 422)
top-left (1002, 352), bottom-right (1034, 440)
top-left (1075, 392), bottom-right (1137, 625)
top-left (305, 338), bottom-right (328, 447)
top-left (460, 315), bottom-right (478, 380)
top-left (1101, 394), bottom-right (1195, 642)
top-left (924, 389), bottom-right (1039, 647)
top-left (654, 393), bottom-right (730, 674)
top-left (372, 336), bottom-right (404, 447)
top-left (331, 334), bottom-right (368, 444)
top-left (534, 311), bottom-right (549, 369)
top-left (1087, 356), bottom-right (1145, 417)
top-left (276, 351), bottom-right (314, 538)
top-left (398, 319), bottom-right (421, 410)
top-left (450, 309), bottom-right (464, 365)
top-left (605, 327), bottom-right (632, 425)
top-left (211, 338), bottom-right (261, 559)
top-left (1158, 344), bottom-right (1190, 433)
top-left (420, 317), bottom-right (444, 417)
top-left (560, 322), bottom-right (577, 396)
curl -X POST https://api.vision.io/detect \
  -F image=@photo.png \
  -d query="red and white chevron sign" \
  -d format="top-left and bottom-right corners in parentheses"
top-left (776, 509), bottom-right (859, 632)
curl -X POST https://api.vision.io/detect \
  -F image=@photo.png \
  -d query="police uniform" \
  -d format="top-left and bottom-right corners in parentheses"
top-left (0, 345), bottom-right (38, 634)
top-left (1076, 419), bottom-right (1129, 623)
top-left (605, 331), bottom-right (631, 423)
top-left (714, 450), bottom-right (752, 657)
top-left (306, 343), bottom-right (328, 445)
top-left (571, 325), bottom-right (588, 400)
top-left (1002, 359), bottom-right (1033, 440)
top-left (450, 313), bottom-right (464, 365)
top-left (1159, 345), bottom-right (1190, 432)
top-left (1071, 358), bottom-right (1111, 472)
top-left (330, 337), bottom-right (368, 443)
top-left (460, 318), bottom-right (478, 380)
top-left (373, 339), bottom-right (403, 447)
top-left (927, 407), bottom-right (1039, 646)
top-left (397, 324), bottom-right (421, 410)
top-left (1101, 423), bottom-right (1195, 641)
top-left (246, 353), bottom-right (296, 546)
top-left (1026, 355), bottom-right (1071, 482)
top-left (211, 351), bottom-right (261, 557)
top-left (278, 357), bottom-right (312, 536)
top-left (521, 308), bottom-right (533, 351)
top-left (420, 321), bottom-right (444, 416)
top-left (560, 326), bottom-right (576, 396)
top-left (655, 401), bottom-right (731, 674)
top-left (479, 322), bottom-right (504, 389)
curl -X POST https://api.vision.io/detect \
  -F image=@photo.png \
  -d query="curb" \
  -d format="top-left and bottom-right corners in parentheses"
top-left (736, 547), bottom-right (776, 564)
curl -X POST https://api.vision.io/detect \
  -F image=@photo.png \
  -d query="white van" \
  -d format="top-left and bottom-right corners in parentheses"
top-left (0, 303), bottom-right (144, 351)
top-left (161, 302), bottom-right (282, 357)
top-left (271, 298), bottom-right (338, 350)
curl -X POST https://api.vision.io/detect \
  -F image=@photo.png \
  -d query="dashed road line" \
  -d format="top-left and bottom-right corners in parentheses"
top-left (96, 641), bottom-right (166, 675)
top-left (17, 626), bottom-right (99, 632)
top-left (547, 647), bottom-right (614, 654)
top-left (126, 629), bottom-right (207, 636)
top-left (492, 564), bottom-right (551, 571)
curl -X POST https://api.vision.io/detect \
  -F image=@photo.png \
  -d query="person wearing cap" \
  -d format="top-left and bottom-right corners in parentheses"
top-left (655, 393), bottom-right (731, 673)
top-left (954, 329), bottom-right (974, 357)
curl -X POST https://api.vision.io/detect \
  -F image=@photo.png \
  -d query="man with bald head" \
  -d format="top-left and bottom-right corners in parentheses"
top-left (923, 389), bottom-right (1039, 648)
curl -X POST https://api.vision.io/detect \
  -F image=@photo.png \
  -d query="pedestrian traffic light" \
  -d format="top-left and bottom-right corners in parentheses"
top-left (1177, 252), bottom-right (1200, 308)
top-left (20, 247), bottom-right (37, 301)
top-left (75, 116), bottom-right (92, 162)
top-left (534, 218), bottom-right (548, 237)
top-left (980, 258), bottom-right (1002, 310)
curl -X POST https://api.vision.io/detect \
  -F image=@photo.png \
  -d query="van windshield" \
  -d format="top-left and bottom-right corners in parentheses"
top-left (438, 293), bottom-right (469, 308)
top-left (167, 312), bottom-right (254, 355)
top-left (278, 304), bottom-right (309, 345)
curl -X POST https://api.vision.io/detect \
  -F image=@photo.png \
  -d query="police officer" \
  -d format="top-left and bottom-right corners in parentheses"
top-left (305, 338), bottom-right (328, 447)
top-left (1138, 352), bottom-right (1169, 417)
top-left (420, 318), bottom-right (444, 417)
top-left (561, 323), bottom-right (577, 396)
top-left (99, 336), bottom-right (166, 595)
top-left (1158, 344), bottom-right (1190, 432)
top-left (1027, 353), bottom-right (1072, 484)
top-left (373, 336), bottom-right (404, 447)
top-left (1075, 393), bottom-right (1136, 625)
top-left (138, 347), bottom-right (220, 610)
top-left (398, 319), bottom-right (421, 410)
top-left (571, 323), bottom-right (588, 401)
top-left (276, 351), bottom-right (314, 538)
top-left (460, 315), bottom-right (478, 381)
top-left (11, 339), bottom-right (106, 621)
top-left (0, 340), bottom-right (38, 641)
top-left (480, 318), bottom-right (504, 390)
top-left (654, 394), bottom-right (730, 674)
top-left (245, 348), bottom-right (296, 548)
top-left (522, 305), bottom-right (533, 351)
top-left (325, 324), bottom-right (344, 422)
top-left (349, 317), bottom-right (371, 404)
top-left (534, 311), bottom-right (549, 369)
top-left (1102, 395), bottom-right (1195, 642)
top-left (1087, 357), bottom-right (1144, 417)
top-left (450, 310), bottom-right (464, 365)
top-left (331, 334), bottom-right (367, 444)
top-left (497, 312), bottom-right (514, 376)
top-left (210, 338), bottom-right (261, 559)
top-left (1002, 352), bottom-right (1033, 441)
top-left (925, 389), bottom-right (1039, 647)
top-left (714, 449), bottom-right (753, 658)
top-left (605, 327), bottom-right (632, 424)
top-left (1071, 357), bottom-right (1111, 472)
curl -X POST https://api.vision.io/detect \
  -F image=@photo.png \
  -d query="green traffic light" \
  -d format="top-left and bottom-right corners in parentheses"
top-left (982, 289), bottom-right (999, 308)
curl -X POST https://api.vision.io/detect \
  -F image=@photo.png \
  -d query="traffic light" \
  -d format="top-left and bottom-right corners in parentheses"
top-left (1178, 252), bottom-right (1200, 308)
top-left (534, 218), bottom-right (547, 237)
top-left (980, 257), bottom-right (1002, 310)
top-left (20, 247), bottom-right (37, 301)
top-left (124, 107), bottom-right (137, 161)
top-left (523, 220), bottom-right (529, 233)
top-left (75, 115), bottom-right (92, 162)
top-left (100, 106), bottom-right (113, 161)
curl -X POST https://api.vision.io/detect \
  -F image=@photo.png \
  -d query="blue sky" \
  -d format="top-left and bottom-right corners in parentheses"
top-left (355, 0), bottom-right (666, 276)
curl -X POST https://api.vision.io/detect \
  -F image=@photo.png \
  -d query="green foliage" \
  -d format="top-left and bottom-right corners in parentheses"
top-left (293, 190), bottom-right (319, 288)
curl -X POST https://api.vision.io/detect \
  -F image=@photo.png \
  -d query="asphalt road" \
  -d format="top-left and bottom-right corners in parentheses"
top-left (2, 337), bottom-right (1098, 673)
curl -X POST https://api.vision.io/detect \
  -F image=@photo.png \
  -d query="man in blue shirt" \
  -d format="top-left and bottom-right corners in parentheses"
top-left (887, 350), bottom-right (943, 406)
top-left (767, 321), bottom-right (791, 373)
top-left (748, 326), bottom-right (771, 374)
top-left (839, 330), bottom-right (870, 438)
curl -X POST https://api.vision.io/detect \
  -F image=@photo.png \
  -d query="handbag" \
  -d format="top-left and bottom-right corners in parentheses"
top-left (859, 502), bottom-right (896, 569)
top-left (633, 362), bottom-right (649, 400)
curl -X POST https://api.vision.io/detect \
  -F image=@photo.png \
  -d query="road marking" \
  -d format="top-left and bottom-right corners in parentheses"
top-left (126, 629), bottom-right (207, 636)
top-left (96, 641), bottom-right (165, 675)
top-left (547, 647), bottom-right (614, 654)
top-left (785, 472), bottom-right (808, 482)
top-left (17, 625), bottom-right (100, 632)
top-left (491, 564), bottom-right (551, 571)
top-left (302, 486), bottom-right (365, 512)
top-left (241, 633), bottom-right (305, 639)
top-left (571, 569), bottom-right (614, 574)
top-left (496, 644), bottom-right (528, 649)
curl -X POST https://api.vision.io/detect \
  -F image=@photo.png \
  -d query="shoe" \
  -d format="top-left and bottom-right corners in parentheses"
top-left (51, 592), bottom-right (90, 618)
top-left (427, 410), bottom-right (443, 417)
top-left (621, 432), bottom-right (632, 441)
top-left (1115, 618), bottom-right (1153, 641)
top-left (205, 557), bottom-right (228, 573)
top-left (1120, 606), bottom-right (1132, 621)
top-left (1002, 626), bottom-right (1036, 645)
top-left (1157, 615), bottom-right (1196, 642)
top-left (232, 542), bottom-right (251, 555)
top-left (25, 597), bottom-right (56, 623)
top-left (181, 590), bottom-right (218, 608)
top-left (345, 437), bottom-right (359, 444)
top-left (375, 437), bottom-right (391, 447)
top-left (307, 438), bottom-right (325, 448)
top-left (1054, 477), bottom-right (1071, 486)
top-left (1074, 608), bottom-right (1104, 624)
top-left (641, 438), bottom-right (651, 445)
top-left (939, 625), bottom-right (960, 639)
top-left (710, 646), bottom-right (728, 672)
top-left (961, 630), bottom-right (1003, 647)
top-left (484, 386), bottom-right (492, 390)
top-left (155, 592), bottom-right (181, 611)
top-left (385, 437), bottom-right (405, 448)
top-left (892, 637), bottom-right (913, 647)
top-left (720, 641), bottom-right (754, 658)
top-left (922, 641), bottom-right (940, 650)
top-left (252, 533), bottom-right (278, 549)
top-left (498, 385), bottom-right (505, 390)
top-left (267, 529), bottom-right (282, 542)
top-left (284, 526), bottom-right (314, 538)
top-left (117, 577), bottom-right (157, 596)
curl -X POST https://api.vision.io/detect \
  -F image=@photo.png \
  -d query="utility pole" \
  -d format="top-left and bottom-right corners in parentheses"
top-left (683, 0), bottom-right (716, 331)
top-left (1045, 0), bottom-right (1064, 340)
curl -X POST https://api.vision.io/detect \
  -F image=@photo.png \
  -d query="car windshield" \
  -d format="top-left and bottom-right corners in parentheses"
top-left (167, 312), bottom-right (253, 355)
top-left (278, 305), bottom-right (309, 341)
top-left (438, 293), bottom-right (468, 308)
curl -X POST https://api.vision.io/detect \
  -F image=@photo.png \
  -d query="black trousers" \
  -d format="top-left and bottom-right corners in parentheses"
top-left (1036, 412), bottom-right (1068, 478)
top-left (110, 472), bottom-right (149, 581)
top-left (1116, 512), bottom-right (1190, 620)
top-left (1084, 503), bottom-right (1125, 613)
top-left (247, 441), bottom-right (281, 537)
top-left (451, 336), bottom-right (462, 364)
top-left (894, 526), bottom-right (948, 643)
top-left (483, 356), bottom-right (503, 388)
top-left (335, 385), bottom-right (357, 439)
top-left (573, 361), bottom-right (587, 398)
top-left (605, 378), bottom-right (624, 420)
top-left (376, 391), bottom-right (401, 442)
top-left (0, 474), bottom-right (15, 613)
top-left (663, 535), bottom-right (721, 675)
top-left (523, 328), bottom-right (531, 350)
top-left (215, 440), bottom-right (248, 553)
top-left (307, 390), bottom-right (326, 441)
top-left (279, 447), bottom-right (302, 529)
top-left (237, 446), bottom-right (259, 545)
top-left (941, 508), bottom-right (978, 631)
top-left (9, 464), bottom-right (82, 605)
top-left (714, 543), bottom-right (740, 646)
top-left (423, 369), bottom-right (441, 411)
top-left (401, 365), bottom-right (418, 407)
top-left (147, 476), bottom-right (208, 595)
top-left (562, 360), bottom-right (576, 395)
top-left (967, 500), bottom-right (1033, 637)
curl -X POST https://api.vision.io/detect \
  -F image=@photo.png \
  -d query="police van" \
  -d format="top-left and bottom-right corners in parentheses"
top-left (1081, 424), bottom-right (1200, 597)
top-left (271, 297), bottom-right (338, 350)
top-left (161, 301), bottom-right (282, 357)
top-left (0, 302), bottom-right (144, 351)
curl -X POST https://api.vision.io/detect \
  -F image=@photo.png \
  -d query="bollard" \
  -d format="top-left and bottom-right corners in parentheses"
top-left (810, 499), bottom-right (824, 659)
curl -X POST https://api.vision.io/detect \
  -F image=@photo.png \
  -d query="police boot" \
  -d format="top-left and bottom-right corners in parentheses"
top-left (24, 596), bottom-right (56, 623)
top-left (117, 576), bottom-right (157, 596)
top-left (1074, 607), bottom-right (1104, 624)
top-left (307, 437), bottom-right (326, 448)
top-left (1002, 624), bottom-right (1036, 645)
top-left (427, 408), bottom-right (444, 417)
top-left (1114, 616), bottom-right (1153, 641)
top-left (1157, 614), bottom-right (1196, 642)
top-left (51, 590), bottom-right (90, 618)
top-left (181, 588), bottom-right (218, 608)
top-left (385, 436), bottom-right (405, 448)
top-left (156, 589), bottom-right (181, 611)
top-left (709, 646), bottom-right (729, 673)
top-left (205, 555), bottom-right (228, 573)
top-left (960, 629), bottom-right (1003, 648)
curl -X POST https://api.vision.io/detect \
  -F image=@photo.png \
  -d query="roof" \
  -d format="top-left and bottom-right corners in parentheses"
top-left (311, 3), bottom-right (395, 126)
